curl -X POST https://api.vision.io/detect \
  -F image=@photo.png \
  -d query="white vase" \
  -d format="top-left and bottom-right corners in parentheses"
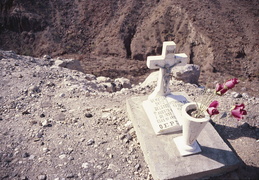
top-left (174, 102), bottom-right (210, 156)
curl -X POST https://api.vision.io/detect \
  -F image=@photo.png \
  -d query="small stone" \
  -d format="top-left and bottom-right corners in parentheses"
top-left (22, 152), bottom-right (30, 158)
top-left (85, 113), bottom-right (93, 118)
top-left (37, 131), bottom-right (44, 138)
top-left (30, 120), bottom-right (38, 125)
top-left (38, 174), bottom-right (47, 180)
top-left (29, 155), bottom-right (35, 160)
top-left (242, 93), bottom-right (249, 99)
top-left (135, 164), bottom-right (141, 170)
top-left (59, 93), bottom-right (65, 97)
top-left (102, 112), bottom-right (111, 120)
top-left (87, 139), bottom-right (95, 146)
top-left (233, 92), bottom-right (242, 98)
top-left (40, 113), bottom-right (45, 118)
top-left (107, 164), bottom-right (119, 171)
top-left (124, 121), bottom-right (133, 128)
top-left (43, 55), bottom-right (51, 59)
top-left (59, 154), bottom-right (66, 159)
top-left (82, 162), bottom-right (89, 169)
top-left (124, 134), bottom-right (133, 143)
top-left (43, 148), bottom-right (50, 153)
top-left (66, 174), bottom-right (75, 178)
top-left (42, 119), bottom-right (51, 127)
top-left (21, 176), bottom-right (28, 180)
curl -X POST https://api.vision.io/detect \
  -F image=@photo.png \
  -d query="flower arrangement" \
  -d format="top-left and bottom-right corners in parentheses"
top-left (192, 78), bottom-right (247, 121)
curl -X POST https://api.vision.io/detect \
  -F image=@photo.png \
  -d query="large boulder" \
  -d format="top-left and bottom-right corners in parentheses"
top-left (54, 59), bottom-right (84, 72)
top-left (172, 64), bottom-right (200, 84)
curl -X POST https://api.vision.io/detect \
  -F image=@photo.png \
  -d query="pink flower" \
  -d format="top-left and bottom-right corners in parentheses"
top-left (224, 78), bottom-right (239, 89)
top-left (215, 78), bottom-right (239, 95)
top-left (231, 104), bottom-right (247, 121)
top-left (207, 101), bottom-right (219, 116)
top-left (215, 83), bottom-right (228, 95)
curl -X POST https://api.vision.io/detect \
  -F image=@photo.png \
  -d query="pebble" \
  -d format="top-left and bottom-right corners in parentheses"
top-left (135, 164), bottom-right (141, 170)
top-left (87, 139), bottom-right (95, 145)
top-left (242, 93), bottom-right (249, 99)
top-left (232, 92), bottom-right (242, 98)
top-left (43, 148), bottom-right (50, 153)
top-left (22, 152), bottom-right (30, 158)
top-left (82, 162), bottom-right (89, 169)
top-left (59, 154), bottom-right (66, 159)
top-left (102, 112), bottom-right (111, 120)
top-left (40, 113), bottom-right (45, 118)
top-left (21, 176), bottom-right (28, 180)
top-left (42, 119), bottom-right (50, 127)
top-left (107, 163), bottom-right (118, 171)
top-left (85, 113), bottom-right (93, 118)
top-left (38, 174), bottom-right (47, 180)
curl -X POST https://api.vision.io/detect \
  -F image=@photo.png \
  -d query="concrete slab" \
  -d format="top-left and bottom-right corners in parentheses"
top-left (126, 95), bottom-right (240, 180)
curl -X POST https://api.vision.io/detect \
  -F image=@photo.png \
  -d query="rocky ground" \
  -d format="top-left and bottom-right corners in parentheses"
top-left (0, 51), bottom-right (258, 179)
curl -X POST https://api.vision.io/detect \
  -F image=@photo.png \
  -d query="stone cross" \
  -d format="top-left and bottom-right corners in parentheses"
top-left (147, 41), bottom-right (187, 99)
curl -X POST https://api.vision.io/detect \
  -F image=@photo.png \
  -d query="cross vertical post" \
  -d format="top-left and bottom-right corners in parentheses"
top-left (147, 41), bottom-right (188, 99)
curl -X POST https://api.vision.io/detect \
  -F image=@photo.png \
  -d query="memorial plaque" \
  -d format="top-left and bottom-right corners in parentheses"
top-left (143, 93), bottom-right (189, 135)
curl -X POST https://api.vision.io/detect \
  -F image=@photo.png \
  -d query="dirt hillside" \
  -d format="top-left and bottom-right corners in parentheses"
top-left (0, 0), bottom-right (258, 95)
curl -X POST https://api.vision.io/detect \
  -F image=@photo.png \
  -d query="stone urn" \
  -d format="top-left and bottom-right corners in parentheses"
top-left (174, 102), bottom-right (210, 156)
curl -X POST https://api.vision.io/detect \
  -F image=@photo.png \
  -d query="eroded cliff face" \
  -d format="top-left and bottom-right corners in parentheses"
top-left (0, 0), bottom-right (258, 81)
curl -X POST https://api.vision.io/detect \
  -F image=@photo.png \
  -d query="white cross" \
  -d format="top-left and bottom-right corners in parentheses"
top-left (147, 41), bottom-right (187, 99)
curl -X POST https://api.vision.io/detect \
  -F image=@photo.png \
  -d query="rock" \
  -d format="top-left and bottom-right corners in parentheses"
top-left (43, 55), bottom-right (51, 59)
top-left (124, 121), bottom-right (133, 128)
top-left (54, 59), bottom-right (84, 72)
top-left (107, 163), bottom-right (119, 171)
top-left (21, 176), bottom-right (28, 180)
top-left (38, 174), bottom-right (47, 180)
top-left (59, 93), bottom-right (65, 97)
top-left (59, 154), bottom-right (66, 159)
top-left (135, 164), bottom-right (141, 170)
top-left (96, 76), bottom-right (111, 83)
top-left (42, 119), bottom-right (51, 127)
top-left (232, 92), bottom-right (242, 98)
top-left (115, 77), bottom-right (132, 89)
top-left (82, 162), bottom-right (89, 169)
top-left (102, 82), bottom-right (115, 93)
top-left (102, 112), bottom-right (111, 120)
top-left (85, 113), bottom-right (93, 118)
top-left (22, 152), bottom-right (30, 158)
top-left (242, 93), bottom-right (249, 99)
top-left (87, 139), bottom-right (95, 146)
top-left (172, 64), bottom-right (200, 84)
top-left (85, 74), bottom-right (96, 80)
top-left (40, 113), bottom-right (45, 118)
top-left (43, 148), bottom-right (50, 153)
top-left (28, 85), bottom-right (41, 93)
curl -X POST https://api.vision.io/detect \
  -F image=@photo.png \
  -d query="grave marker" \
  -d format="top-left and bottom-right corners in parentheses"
top-left (143, 41), bottom-right (188, 134)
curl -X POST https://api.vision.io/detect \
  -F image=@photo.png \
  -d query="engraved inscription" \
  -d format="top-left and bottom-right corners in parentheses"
top-left (149, 97), bottom-right (179, 130)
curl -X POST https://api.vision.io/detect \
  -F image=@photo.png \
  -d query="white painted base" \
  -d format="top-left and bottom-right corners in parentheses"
top-left (173, 136), bottom-right (202, 156)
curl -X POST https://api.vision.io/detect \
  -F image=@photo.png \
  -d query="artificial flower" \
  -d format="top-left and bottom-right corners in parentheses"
top-left (215, 78), bottom-right (239, 95)
top-left (207, 100), bottom-right (219, 116)
top-left (231, 104), bottom-right (247, 121)
top-left (215, 83), bottom-right (228, 95)
top-left (224, 78), bottom-right (239, 89)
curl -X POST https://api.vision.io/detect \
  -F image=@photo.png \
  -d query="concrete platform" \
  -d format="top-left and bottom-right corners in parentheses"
top-left (126, 96), bottom-right (240, 180)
